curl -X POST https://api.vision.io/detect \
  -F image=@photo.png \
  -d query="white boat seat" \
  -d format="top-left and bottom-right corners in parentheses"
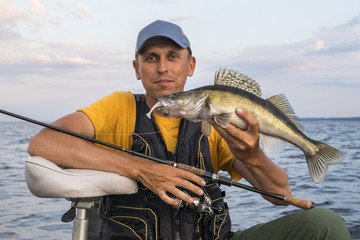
top-left (25, 156), bottom-right (138, 198)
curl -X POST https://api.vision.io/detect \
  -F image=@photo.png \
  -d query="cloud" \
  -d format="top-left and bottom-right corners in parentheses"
top-left (72, 4), bottom-right (93, 21)
top-left (0, 24), bottom-right (21, 40)
top-left (0, 1), bottom-right (128, 86)
top-left (338, 15), bottom-right (360, 29)
top-left (187, 15), bottom-right (360, 118)
top-left (308, 15), bottom-right (360, 56)
top-left (314, 40), bottom-right (325, 51)
top-left (0, 40), bottom-right (114, 81)
top-left (311, 41), bottom-right (360, 55)
top-left (133, 0), bottom-right (190, 4)
top-left (1, 1), bottom-right (359, 119)
top-left (0, 0), bottom-right (29, 40)
top-left (0, 0), bottom-right (64, 41)
top-left (28, 0), bottom-right (61, 26)
top-left (0, 0), bottom-right (26, 22)
top-left (205, 15), bottom-right (360, 87)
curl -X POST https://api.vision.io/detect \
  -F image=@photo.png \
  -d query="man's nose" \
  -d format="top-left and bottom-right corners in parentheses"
top-left (157, 58), bottom-right (168, 73)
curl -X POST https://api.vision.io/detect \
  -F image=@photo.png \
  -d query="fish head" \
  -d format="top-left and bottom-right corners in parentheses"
top-left (146, 90), bottom-right (209, 121)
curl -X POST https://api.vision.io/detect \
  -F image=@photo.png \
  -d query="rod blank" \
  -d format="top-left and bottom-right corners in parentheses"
top-left (0, 109), bottom-right (315, 209)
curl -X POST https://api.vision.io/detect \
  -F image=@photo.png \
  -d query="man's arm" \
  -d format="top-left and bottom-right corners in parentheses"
top-left (209, 108), bottom-right (291, 205)
top-left (28, 111), bottom-right (205, 206)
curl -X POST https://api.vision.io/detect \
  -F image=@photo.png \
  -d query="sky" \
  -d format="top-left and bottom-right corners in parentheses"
top-left (1, 0), bottom-right (360, 122)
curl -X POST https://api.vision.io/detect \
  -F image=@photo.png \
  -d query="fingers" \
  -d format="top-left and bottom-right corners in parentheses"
top-left (158, 174), bottom-right (205, 207)
top-left (159, 186), bottom-right (201, 207)
top-left (208, 108), bottom-right (262, 162)
top-left (235, 108), bottom-right (259, 133)
top-left (138, 163), bottom-right (205, 207)
top-left (208, 108), bottom-right (259, 137)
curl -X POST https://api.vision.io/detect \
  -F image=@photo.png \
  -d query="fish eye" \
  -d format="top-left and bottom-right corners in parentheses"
top-left (163, 109), bottom-right (169, 115)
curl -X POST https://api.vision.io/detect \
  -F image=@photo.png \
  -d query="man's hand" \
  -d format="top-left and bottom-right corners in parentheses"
top-left (135, 159), bottom-right (206, 207)
top-left (208, 108), bottom-right (262, 164)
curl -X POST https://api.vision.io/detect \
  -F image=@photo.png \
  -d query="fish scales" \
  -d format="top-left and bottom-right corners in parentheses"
top-left (200, 86), bottom-right (317, 155)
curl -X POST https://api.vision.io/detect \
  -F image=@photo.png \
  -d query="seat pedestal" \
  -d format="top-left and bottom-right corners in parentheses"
top-left (70, 198), bottom-right (100, 240)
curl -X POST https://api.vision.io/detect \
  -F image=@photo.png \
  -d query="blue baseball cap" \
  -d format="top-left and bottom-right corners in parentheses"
top-left (135, 20), bottom-right (191, 56)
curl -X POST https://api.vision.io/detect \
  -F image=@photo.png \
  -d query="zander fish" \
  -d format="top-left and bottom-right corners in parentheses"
top-left (147, 69), bottom-right (344, 184)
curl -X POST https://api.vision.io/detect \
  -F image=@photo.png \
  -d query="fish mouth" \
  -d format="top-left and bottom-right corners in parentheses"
top-left (146, 101), bottom-right (165, 119)
top-left (146, 92), bottom-right (200, 119)
top-left (146, 94), bottom-right (193, 119)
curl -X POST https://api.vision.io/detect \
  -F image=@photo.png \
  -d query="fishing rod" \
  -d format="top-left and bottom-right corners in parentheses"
top-left (0, 109), bottom-right (314, 210)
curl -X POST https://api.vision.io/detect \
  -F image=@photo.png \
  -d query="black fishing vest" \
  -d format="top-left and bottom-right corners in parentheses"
top-left (100, 94), bottom-right (232, 240)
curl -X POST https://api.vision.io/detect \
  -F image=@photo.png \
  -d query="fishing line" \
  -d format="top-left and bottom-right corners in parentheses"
top-left (0, 108), bottom-right (315, 210)
top-left (41, 119), bottom-right (178, 137)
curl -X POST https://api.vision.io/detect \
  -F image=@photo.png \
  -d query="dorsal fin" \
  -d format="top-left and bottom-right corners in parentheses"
top-left (214, 69), bottom-right (262, 97)
top-left (266, 94), bottom-right (304, 131)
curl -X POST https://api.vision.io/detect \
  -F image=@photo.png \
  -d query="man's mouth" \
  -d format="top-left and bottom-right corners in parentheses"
top-left (155, 78), bottom-right (173, 83)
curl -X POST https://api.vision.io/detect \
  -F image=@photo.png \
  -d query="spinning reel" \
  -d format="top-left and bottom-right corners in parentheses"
top-left (176, 189), bottom-right (214, 216)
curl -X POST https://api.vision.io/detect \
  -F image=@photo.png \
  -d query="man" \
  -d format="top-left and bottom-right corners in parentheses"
top-left (28, 20), bottom-right (350, 239)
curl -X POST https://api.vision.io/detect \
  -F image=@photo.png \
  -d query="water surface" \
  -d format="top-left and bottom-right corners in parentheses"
top-left (0, 119), bottom-right (359, 239)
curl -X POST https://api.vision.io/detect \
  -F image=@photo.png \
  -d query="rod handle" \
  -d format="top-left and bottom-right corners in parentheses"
top-left (284, 196), bottom-right (315, 210)
top-left (176, 163), bottom-right (207, 176)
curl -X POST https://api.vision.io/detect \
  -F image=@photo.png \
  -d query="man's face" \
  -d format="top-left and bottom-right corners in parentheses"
top-left (133, 38), bottom-right (196, 107)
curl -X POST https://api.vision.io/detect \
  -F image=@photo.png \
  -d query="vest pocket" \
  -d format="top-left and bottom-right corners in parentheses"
top-left (209, 206), bottom-right (231, 239)
top-left (200, 202), bottom-right (231, 240)
top-left (199, 184), bottom-right (232, 239)
top-left (103, 206), bottom-right (159, 240)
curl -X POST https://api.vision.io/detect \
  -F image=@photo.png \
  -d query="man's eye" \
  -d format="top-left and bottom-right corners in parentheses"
top-left (145, 56), bottom-right (156, 62)
top-left (169, 54), bottom-right (178, 60)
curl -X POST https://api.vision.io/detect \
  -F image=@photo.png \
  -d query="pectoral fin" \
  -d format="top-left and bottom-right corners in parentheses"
top-left (214, 112), bottom-right (233, 128)
top-left (260, 133), bottom-right (288, 154)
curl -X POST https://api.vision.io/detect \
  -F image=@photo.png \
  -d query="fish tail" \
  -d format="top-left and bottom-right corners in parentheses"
top-left (306, 141), bottom-right (345, 184)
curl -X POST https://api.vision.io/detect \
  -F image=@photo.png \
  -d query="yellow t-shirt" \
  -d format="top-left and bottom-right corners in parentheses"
top-left (153, 114), bottom-right (181, 153)
top-left (78, 91), bottom-right (241, 180)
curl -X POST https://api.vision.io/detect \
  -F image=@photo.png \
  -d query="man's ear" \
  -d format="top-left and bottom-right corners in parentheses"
top-left (187, 56), bottom-right (196, 77)
top-left (133, 59), bottom-right (141, 80)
